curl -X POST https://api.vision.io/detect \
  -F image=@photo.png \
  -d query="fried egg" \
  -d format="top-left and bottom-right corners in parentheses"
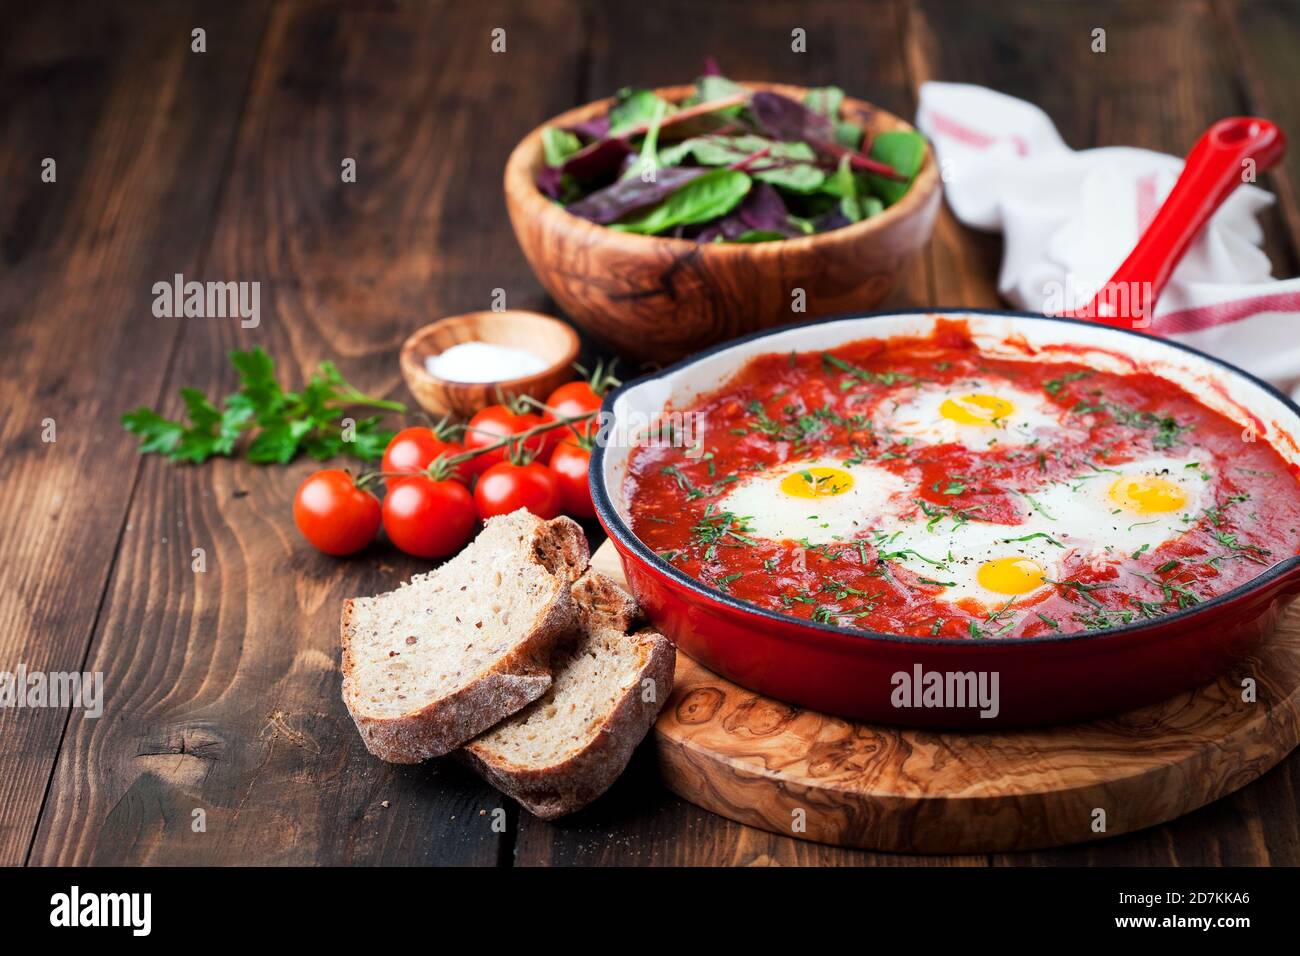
top-left (866, 456), bottom-right (1209, 616)
top-left (716, 458), bottom-right (910, 544)
top-left (879, 379), bottom-right (1062, 449)
top-left (875, 514), bottom-right (1075, 614)
top-left (1030, 455), bottom-right (1206, 556)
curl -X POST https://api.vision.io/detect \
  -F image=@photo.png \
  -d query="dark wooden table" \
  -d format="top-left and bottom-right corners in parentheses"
top-left (4, 0), bottom-right (1300, 866)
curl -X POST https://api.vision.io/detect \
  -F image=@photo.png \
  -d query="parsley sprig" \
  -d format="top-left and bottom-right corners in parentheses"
top-left (122, 347), bottom-right (405, 464)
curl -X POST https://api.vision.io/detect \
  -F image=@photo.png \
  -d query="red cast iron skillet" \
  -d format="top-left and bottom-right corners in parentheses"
top-left (590, 117), bottom-right (1300, 728)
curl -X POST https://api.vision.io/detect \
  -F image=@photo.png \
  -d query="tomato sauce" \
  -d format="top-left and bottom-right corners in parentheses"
top-left (625, 322), bottom-right (1300, 639)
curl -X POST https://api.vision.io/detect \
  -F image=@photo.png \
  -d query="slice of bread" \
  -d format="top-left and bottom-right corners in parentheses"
top-left (461, 570), bottom-right (676, 819)
top-left (341, 511), bottom-right (589, 763)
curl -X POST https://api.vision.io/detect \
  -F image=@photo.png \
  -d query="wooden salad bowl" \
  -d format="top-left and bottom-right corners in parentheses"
top-left (504, 83), bottom-right (942, 363)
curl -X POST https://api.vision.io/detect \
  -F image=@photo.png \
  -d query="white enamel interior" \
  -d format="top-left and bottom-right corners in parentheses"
top-left (600, 312), bottom-right (1300, 526)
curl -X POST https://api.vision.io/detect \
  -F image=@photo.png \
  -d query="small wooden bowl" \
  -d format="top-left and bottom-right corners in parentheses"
top-left (504, 83), bottom-right (942, 363)
top-left (399, 311), bottom-right (579, 418)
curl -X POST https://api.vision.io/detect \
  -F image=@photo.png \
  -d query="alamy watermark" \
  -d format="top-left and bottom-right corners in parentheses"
top-left (152, 273), bottom-right (260, 328)
top-left (593, 409), bottom-right (705, 454)
top-left (50, 886), bottom-right (150, 936)
top-left (1041, 276), bottom-right (1154, 327)
top-left (0, 665), bottom-right (103, 718)
top-left (891, 664), bottom-right (1000, 719)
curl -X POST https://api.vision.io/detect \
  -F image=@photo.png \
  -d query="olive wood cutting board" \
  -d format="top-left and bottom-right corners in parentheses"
top-left (590, 540), bottom-right (1300, 853)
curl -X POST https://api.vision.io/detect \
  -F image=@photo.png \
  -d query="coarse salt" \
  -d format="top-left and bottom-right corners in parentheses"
top-left (426, 341), bottom-right (547, 383)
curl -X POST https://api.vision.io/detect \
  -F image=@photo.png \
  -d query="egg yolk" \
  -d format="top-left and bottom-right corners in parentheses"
top-left (780, 467), bottom-right (855, 498)
top-left (939, 393), bottom-right (1015, 426)
top-left (1107, 475), bottom-right (1187, 514)
top-left (976, 557), bottom-right (1047, 595)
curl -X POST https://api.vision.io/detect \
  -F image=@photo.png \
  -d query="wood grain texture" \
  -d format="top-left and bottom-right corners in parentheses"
top-left (26, 0), bottom-right (584, 866)
top-left (511, 743), bottom-right (985, 867)
top-left (588, 541), bottom-right (1300, 854)
top-left (0, 0), bottom-right (271, 866)
top-left (505, 81), bottom-right (941, 363)
top-left (6, 0), bottom-right (1300, 867)
top-left (1219, 0), bottom-right (1300, 274)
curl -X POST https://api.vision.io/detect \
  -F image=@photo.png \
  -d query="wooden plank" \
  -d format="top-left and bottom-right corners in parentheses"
top-left (0, 0), bottom-right (270, 866)
top-left (905, 0), bottom-right (1300, 866)
top-left (22, 0), bottom-right (1297, 868)
top-left (904, 0), bottom-right (1297, 302)
top-left (1219, 0), bottom-right (1300, 273)
top-left (513, 747), bottom-right (987, 866)
top-left (28, 0), bottom-right (585, 865)
top-left (992, 770), bottom-right (1295, 866)
top-left (509, 0), bottom-right (973, 866)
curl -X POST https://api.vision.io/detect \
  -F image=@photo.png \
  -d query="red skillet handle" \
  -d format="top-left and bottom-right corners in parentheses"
top-left (1063, 117), bottom-right (1285, 327)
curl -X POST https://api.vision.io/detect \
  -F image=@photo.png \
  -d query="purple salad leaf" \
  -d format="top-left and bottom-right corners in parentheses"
top-left (702, 55), bottom-right (722, 77)
top-left (560, 136), bottom-right (634, 181)
top-left (751, 91), bottom-right (903, 180)
top-left (568, 115), bottom-right (610, 142)
top-left (813, 208), bottom-right (853, 232)
top-left (737, 182), bottom-right (797, 234)
top-left (535, 164), bottom-right (565, 199)
top-left (565, 166), bottom-right (706, 224)
top-left (748, 91), bottom-right (836, 145)
top-left (695, 183), bottom-right (798, 243)
top-left (694, 217), bottom-right (747, 243)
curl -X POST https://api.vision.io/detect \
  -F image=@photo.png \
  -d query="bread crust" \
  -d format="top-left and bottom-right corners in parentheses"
top-left (461, 573), bottom-right (676, 819)
top-left (531, 515), bottom-right (589, 584)
top-left (341, 590), bottom-right (571, 762)
top-left (340, 514), bottom-right (589, 763)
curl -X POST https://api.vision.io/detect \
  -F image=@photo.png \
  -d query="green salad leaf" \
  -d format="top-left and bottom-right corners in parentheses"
top-left (542, 127), bottom-right (582, 166)
top-left (611, 168), bottom-right (752, 234)
top-left (608, 88), bottom-right (676, 135)
top-left (866, 130), bottom-right (927, 205)
top-left (542, 62), bottom-right (929, 242)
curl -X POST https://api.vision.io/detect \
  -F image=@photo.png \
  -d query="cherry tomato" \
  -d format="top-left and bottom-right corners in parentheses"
top-left (293, 469), bottom-right (381, 556)
top-left (381, 475), bottom-right (477, 558)
top-left (474, 461), bottom-right (562, 521)
top-left (381, 427), bottom-right (471, 484)
top-left (549, 439), bottom-right (594, 519)
top-left (463, 405), bottom-right (547, 476)
top-left (542, 380), bottom-right (603, 440)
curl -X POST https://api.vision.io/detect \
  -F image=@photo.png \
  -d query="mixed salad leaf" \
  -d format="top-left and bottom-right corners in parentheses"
top-left (536, 63), bottom-right (928, 243)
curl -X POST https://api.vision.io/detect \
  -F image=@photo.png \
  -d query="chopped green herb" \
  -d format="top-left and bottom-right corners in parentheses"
top-left (1043, 370), bottom-right (1093, 397)
top-left (122, 347), bottom-right (404, 465)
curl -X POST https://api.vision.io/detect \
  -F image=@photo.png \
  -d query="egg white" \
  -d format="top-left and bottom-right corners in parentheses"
top-left (715, 457), bottom-right (911, 545)
top-left (1029, 455), bottom-right (1206, 558)
top-left (878, 379), bottom-right (1062, 449)
top-left (874, 511), bottom-right (1076, 614)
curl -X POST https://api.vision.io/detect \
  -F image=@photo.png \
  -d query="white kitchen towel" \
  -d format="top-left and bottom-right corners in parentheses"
top-left (915, 81), bottom-right (1300, 400)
